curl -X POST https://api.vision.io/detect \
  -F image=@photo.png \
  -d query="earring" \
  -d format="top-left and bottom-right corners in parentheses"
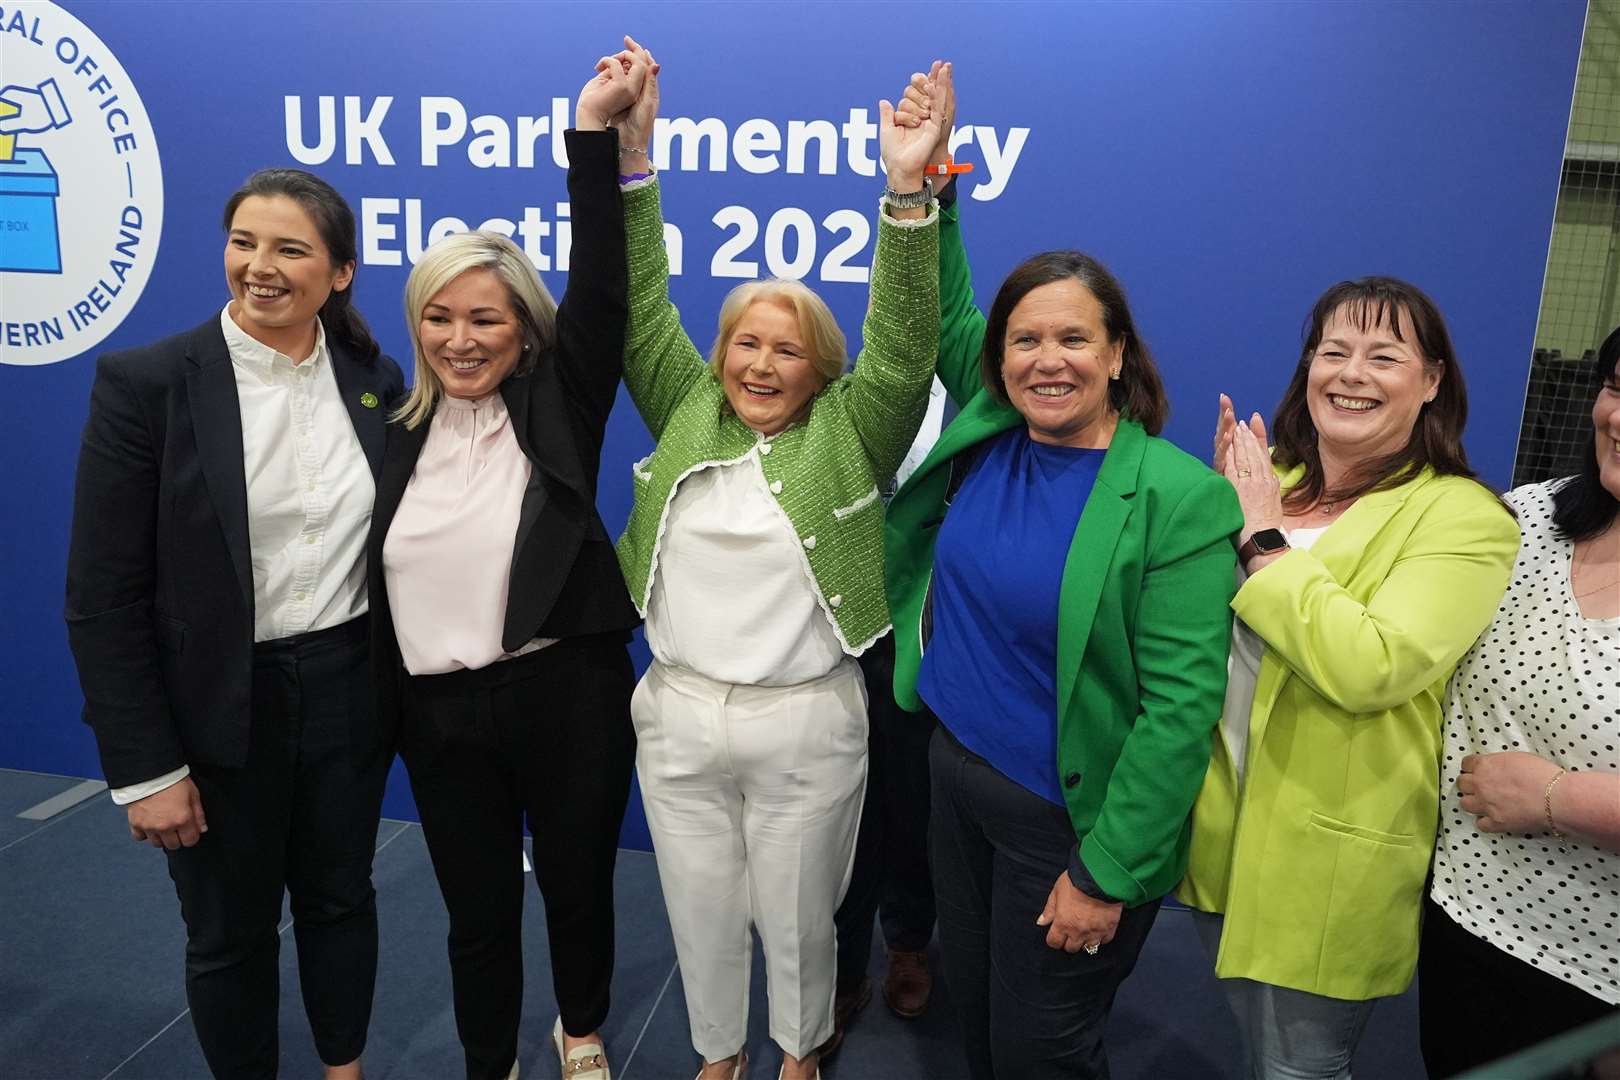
top-left (1110, 368), bottom-right (1121, 380)
top-left (523, 343), bottom-right (531, 352)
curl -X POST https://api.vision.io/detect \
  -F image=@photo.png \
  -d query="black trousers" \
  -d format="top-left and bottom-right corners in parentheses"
top-left (930, 726), bottom-right (1160, 1080)
top-left (1418, 896), bottom-right (1617, 1078)
top-left (166, 617), bottom-right (389, 1080)
top-left (834, 634), bottom-right (938, 994)
top-left (398, 635), bottom-right (635, 1080)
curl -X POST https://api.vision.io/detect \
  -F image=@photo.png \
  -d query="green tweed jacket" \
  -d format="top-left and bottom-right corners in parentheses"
top-left (614, 180), bottom-right (940, 654)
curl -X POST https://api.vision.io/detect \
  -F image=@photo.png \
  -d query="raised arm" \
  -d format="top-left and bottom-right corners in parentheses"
top-left (548, 52), bottom-right (644, 436)
top-left (900, 63), bottom-right (986, 409)
top-left (840, 66), bottom-right (945, 481)
top-left (606, 37), bottom-right (706, 440)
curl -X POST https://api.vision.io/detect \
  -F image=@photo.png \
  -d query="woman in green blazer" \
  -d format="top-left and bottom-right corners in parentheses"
top-left (885, 74), bottom-right (1242, 1079)
top-left (1177, 277), bottom-right (1519, 1079)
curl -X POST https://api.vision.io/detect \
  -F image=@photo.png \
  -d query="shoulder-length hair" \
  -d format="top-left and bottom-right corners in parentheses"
top-left (979, 250), bottom-right (1168, 435)
top-left (222, 168), bottom-right (380, 361)
top-left (709, 278), bottom-right (848, 385)
top-left (394, 231), bottom-right (558, 429)
top-left (1551, 323), bottom-right (1620, 541)
top-left (1272, 276), bottom-right (1482, 510)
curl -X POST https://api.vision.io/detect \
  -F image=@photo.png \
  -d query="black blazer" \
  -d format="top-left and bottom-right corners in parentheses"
top-left (65, 316), bottom-right (405, 788)
top-left (367, 129), bottom-right (640, 740)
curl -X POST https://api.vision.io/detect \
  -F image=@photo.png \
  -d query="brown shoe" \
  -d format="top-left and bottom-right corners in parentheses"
top-left (882, 948), bottom-right (932, 1018)
top-left (815, 976), bottom-right (872, 1059)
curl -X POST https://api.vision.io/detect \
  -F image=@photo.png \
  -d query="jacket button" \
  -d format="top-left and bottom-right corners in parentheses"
top-left (829, 595), bottom-right (843, 608)
top-left (770, 479), bottom-right (783, 495)
top-left (1064, 772), bottom-right (1081, 789)
top-left (803, 536), bottom-right (816, 550)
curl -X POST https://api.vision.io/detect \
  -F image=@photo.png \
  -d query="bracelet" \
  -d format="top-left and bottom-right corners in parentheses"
top-left (617, 145), bottom-right (647, 158)
top-left (1544, 768), bottom-right (1567, 841)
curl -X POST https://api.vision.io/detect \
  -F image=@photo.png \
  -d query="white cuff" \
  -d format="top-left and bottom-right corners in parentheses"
top-left (110, 765), bottom-right (190, 806)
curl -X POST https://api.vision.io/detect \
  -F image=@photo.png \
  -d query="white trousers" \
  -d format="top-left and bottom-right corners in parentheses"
top-left (632, 658), bottom-right (869, 1061)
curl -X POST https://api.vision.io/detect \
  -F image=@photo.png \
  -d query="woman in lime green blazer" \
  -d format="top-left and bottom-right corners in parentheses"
top-left (883, 83), bottom-right (1242, 1074)
top-left (1177, 277), bottom-right (1519, 1079)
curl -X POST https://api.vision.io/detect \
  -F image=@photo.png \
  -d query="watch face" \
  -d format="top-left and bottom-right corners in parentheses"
top-left (1253, 528), bottom-right (1288, 553)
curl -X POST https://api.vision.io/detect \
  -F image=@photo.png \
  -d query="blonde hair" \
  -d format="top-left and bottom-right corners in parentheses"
top-left (394, 230), bottom-right (557, 429)
top-left (708, 278), bottom-right (848, 385)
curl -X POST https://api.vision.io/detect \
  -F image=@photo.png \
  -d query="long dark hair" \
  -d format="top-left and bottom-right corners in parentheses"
top-left (221, 168), bottom-right (380, 361)
top-left (1551, 323), bottom-right (1620, 541)
top-left (1272, 277), bottom-right (1481, 510)
top-left (980, 250), bottom-right (1168, 435)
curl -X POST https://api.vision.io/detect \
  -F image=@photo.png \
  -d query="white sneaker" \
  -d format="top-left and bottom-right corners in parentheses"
top-left (553, 1016), bottom-right (610, 1079)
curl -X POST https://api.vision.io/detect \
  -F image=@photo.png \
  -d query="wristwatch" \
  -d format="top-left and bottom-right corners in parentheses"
top-left (1238, 528), bottom-right (1289, 566)
top-left (883, 176), bottom-right (934, 209)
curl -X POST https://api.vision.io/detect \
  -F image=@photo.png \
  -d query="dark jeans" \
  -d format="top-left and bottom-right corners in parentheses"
top-left (398, 635), bottom-right (635, 1080)
top-left (166, 617), bottom-right (389, 1080)
top-left (834, 634), bottom-right (938, 993)
top-left (1419, 895), bottom-right (1617, 1078)
top-left (930, 726), bottom-right (1160, 1080)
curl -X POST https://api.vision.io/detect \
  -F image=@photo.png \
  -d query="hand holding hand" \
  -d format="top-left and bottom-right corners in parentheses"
top-left (879, 61), bottom-right (947, 194)
top-left (608, 35), bottom-right (660, 172)
top-left (896, 61), bottom-right (956, 190)
top-left (127, 776), bottom-right (207, 851)
top-left (1457, 751), bottom-right (1563, 834)
top-left (1225, 411), bottom-right (1284, 546)
top-left (577, 43), bottom-right (648, 132)
top-left (1036, 871), bottom-right (1123, 953)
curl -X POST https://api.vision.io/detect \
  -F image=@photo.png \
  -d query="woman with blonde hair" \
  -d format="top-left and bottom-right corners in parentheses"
top-left (606, 39), bottom-right (945, 1080)
top-left (367, 50), bottom-right (645, 1080)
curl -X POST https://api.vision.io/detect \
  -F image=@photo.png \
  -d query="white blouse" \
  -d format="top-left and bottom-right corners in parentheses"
top-left (1430, 479), bottom-right (1619, 1004)
top-left (382, 392), bottom-right (551, 676)
top-left (646, 446), bottom-right (847, 687)
top-left (1219, 525), bottom-right (1328, 785)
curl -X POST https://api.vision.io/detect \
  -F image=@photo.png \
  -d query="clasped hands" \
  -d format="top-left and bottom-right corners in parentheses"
top-left (1214, 392), bottom-right (1284, 550)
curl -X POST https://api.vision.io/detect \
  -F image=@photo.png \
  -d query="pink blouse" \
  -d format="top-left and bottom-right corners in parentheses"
top-left (382, 391), bottom-right (551, 675)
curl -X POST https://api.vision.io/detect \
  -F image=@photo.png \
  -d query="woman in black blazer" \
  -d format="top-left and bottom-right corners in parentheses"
top-left (366, 56), bottom-right (644, 1080)
top-left (66, 169), bottom-right (404, 1080)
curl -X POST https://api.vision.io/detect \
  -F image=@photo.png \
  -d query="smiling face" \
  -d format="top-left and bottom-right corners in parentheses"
top-left (417, 268), bottom-right (524, 400)
top-left (1595, 367), bottom-right (1620, 500)
top-left (1305, 304), bottom-right (1441, 470)
top-left (224, 194), bottom-right (352, 358)
top-left (720, 297), bottom-right (828, 435)
top-left (1000, 278), bottom-right (1123, 448)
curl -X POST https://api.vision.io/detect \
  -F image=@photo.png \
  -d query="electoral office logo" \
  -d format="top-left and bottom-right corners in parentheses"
top-left (0, 1), bottom-right (162, 366)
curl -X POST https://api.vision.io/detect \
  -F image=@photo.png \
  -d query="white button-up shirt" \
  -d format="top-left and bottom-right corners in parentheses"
top-left (111, 306), bottom-right (375, 805)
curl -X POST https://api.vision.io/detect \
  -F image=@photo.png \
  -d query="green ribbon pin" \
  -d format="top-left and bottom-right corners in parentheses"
top-left (360, 392), bottom-right (379, 409)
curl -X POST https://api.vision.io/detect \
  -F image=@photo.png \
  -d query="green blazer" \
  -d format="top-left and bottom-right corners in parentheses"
top-left (886, 200), bottom-right (1243, 905)
top-left (1177, 462), bottom-right (1518, 1000)
top-left (614, 179), bottom-right (939, 654)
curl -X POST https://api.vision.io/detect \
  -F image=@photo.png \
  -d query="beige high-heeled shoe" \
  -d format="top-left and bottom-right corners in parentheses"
top-left (695, 1049), bottom-right (748, 1080)
top-left (553, 1017), bottom-right (610, 1079)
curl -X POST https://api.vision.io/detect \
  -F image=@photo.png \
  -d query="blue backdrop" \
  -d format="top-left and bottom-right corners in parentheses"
top-left (0, 1), bottom-right (1586, 845)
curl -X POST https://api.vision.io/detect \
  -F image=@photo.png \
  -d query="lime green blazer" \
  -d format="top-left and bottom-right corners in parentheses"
top-left (885, 200), bottom-right (1243, 906)
top-left (1177, 463), bottom-right (1518, 1000)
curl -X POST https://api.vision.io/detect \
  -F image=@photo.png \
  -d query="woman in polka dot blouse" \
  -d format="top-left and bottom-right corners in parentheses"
top-left (1421, 324), bottom-right (1620, 1078)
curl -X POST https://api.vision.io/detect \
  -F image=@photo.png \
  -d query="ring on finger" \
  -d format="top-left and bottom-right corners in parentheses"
top-left (1084, 942), bottom-right (1100, 955)
top-left (1237, 468), bottom-right (1252, 477)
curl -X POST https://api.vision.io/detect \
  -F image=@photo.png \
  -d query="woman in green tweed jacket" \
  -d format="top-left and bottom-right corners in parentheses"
top-left (606, 45), bottom-right (945, 1080)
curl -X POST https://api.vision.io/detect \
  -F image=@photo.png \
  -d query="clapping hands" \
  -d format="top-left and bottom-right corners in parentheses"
top-left (1215, 393), bottom-right (1284, 547)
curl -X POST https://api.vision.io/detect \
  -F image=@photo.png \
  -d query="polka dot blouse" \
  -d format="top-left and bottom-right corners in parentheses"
top-left (1430, 478), bottom-right (1619, 1004)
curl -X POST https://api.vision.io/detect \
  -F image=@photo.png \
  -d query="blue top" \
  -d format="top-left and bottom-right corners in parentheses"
top-left (917, 427), bottom-right (1103, 805)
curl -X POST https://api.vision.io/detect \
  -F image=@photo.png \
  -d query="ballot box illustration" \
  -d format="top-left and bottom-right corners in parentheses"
top-left (0, 146), bottom-right (63, 274)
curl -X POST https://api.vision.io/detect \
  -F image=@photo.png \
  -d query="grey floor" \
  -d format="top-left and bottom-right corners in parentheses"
top-left (0, 767), bottom-right (1428, 1079)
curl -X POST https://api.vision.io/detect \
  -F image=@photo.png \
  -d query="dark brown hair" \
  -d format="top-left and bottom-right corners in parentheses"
top-left (1550, 323), bottom-right (1620, 541)
top-left (980, 251), bottom-right (1168, 435)
top-left (222, 168), bottom-right (379, 361)
top-left (1272, 276), bottom-right (1480, 510)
